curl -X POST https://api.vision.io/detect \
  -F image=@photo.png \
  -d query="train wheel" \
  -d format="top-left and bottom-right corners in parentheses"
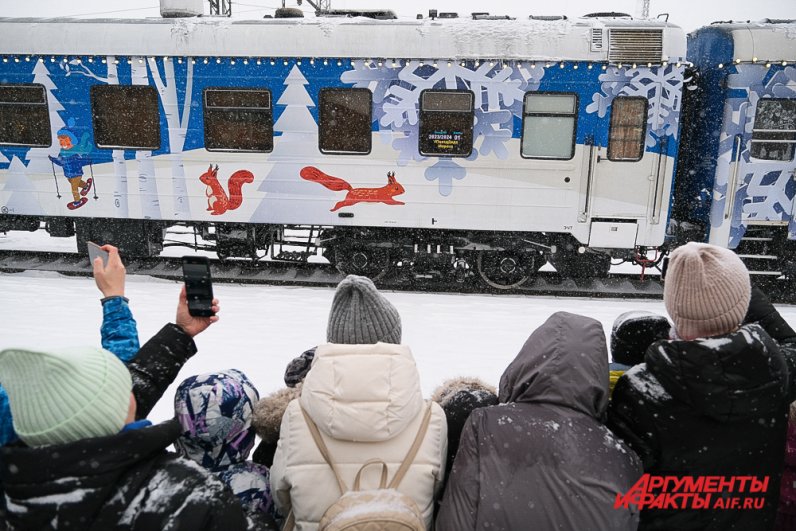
top-left (550, 249), bottom-right (611, 278)
top-left (477, 251), bottom-right (532, 289)
top-left (335, 246), bottom-right (391, 282)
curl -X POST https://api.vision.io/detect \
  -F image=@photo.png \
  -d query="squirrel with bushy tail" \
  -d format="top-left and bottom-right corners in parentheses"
top-left (300, 166), bottom-right (405, 211)
top-left (200, 165), bottom-right (254, 215)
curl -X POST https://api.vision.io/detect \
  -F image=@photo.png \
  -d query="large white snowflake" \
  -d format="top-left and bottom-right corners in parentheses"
top-left (341, 60), bottom-right (546, 194)
top-left (587, 64), bottom-right (684, 147)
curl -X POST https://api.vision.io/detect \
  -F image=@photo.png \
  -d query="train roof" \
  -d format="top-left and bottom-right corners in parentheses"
top-left (0, 16), bottom-right (686, 63)
top-left (689, 20), bottom-right (796, 62)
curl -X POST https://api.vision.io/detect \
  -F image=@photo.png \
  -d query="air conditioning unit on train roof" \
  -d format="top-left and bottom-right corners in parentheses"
top-left (160, 0), bottom-right (204, 17)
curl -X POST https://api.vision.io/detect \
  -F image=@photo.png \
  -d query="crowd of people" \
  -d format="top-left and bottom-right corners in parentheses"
top-left (0, 241), bottom-right (795, 531)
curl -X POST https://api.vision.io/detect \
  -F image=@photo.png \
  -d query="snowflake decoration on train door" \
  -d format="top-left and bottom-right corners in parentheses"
top-left (713, 65), bottom-right (796, 246)
top-left (586, 64), bottom-right (684, 148)
top-left (342, 61), bottom-right (545, 196)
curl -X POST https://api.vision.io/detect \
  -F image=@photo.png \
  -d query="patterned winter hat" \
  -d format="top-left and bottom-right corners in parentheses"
top-left (664, 242), bottom-right (751, 340)
top-left (284, 347), bottom-right (317, 387)
top-left (327, 275), bottom-right (401, 345)
top-left (56, 117), bottom-right (79, 145)
top-left (174, 369), bottom-right (260, 470)
top-left (0, 346), bottom-right (132, 447)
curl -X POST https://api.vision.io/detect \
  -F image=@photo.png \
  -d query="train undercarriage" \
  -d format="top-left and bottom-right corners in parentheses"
top-left (0, 214), bottom-right (675, 290)
top-left (3, 215), bottom-right (796, 302)
top-left (4, 214), bottom-right (795, 290)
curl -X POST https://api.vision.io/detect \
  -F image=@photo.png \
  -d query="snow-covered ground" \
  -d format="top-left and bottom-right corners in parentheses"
top-left (1, 229), bottom-right (795, 424)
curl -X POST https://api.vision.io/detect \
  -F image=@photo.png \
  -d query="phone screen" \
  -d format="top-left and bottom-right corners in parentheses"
top-left (87, 242), bottom-right (110, 268)
top-left (182, 257), bottom-right (215, 317)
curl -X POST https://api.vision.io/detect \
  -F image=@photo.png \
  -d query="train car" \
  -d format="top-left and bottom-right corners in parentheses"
top-left (0, 8), bottom-right (686, 288)
top-left (673, 20), bottom-right (796, 280)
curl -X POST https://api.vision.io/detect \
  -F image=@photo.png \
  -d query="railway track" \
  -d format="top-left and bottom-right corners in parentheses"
top-left (0, 249), bottom-right (793, 303)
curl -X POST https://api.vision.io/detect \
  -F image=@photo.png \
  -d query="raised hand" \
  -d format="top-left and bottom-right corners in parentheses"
top-left (93, 244), bottom-right (126, 298)
top-left (175, 285), bottom-right (220, 337)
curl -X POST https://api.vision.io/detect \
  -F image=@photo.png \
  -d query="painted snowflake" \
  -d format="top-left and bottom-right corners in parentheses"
top-left (586, 64), bottom-right (684, 147)
top-left (708, 65), bottom-right (796, 247)
top-left (342, 60), bottom-right (546, 195)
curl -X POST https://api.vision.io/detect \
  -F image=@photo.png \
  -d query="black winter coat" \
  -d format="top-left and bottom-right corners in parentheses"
top-left (607, 323), bottom-right (790, 531)
top-left (437, 312), bottom-right (642, 531)
top-left (128, 323), bottom-right (198, 419)
top-left (1, 419), bottom-right (253, 530)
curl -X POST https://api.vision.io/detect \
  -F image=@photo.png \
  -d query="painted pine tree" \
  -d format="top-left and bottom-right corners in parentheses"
top-left (1, 60), bottom-right (65, 216)
top-left (251, 65), bottom-right (323, 223)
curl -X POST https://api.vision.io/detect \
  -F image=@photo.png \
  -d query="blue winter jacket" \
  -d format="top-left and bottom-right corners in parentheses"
top-left (100, 296), bottom-right (140, 363)
top-left (49, 153), bottom-right (90, 178)
top-left (0, 296), bottom-right (139, 446)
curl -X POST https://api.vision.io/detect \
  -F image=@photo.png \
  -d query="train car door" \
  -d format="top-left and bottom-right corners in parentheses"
top-left (710, 96), bottom-right (796, 247)
top-left (707, 101), bottom-right (748, 248)
top-left (742, 97), bottom-right (796, 225)
top-left (583, 94), bottom-right (662, 246)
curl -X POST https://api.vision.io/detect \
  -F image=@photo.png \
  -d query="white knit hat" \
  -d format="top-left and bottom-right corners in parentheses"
top-left (663, 242), bottom-right (751, 340)
top-left (0, 346), bottom-right (132, 447)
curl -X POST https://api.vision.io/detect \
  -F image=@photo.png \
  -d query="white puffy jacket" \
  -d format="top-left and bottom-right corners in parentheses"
top-left (270, 342), bottom-right (448, 531)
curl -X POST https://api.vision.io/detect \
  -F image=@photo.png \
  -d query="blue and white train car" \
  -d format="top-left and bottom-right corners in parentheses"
top-left (0, 11), bottom-right (686, 286)
top-left (674, 20), bottom-right (796, 279)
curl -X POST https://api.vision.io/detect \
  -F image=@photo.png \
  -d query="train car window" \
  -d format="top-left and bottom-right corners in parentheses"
top-left (608, 97), bottom-right (647, 161)
top-left (521, 93), bottom-right (577, 159)
top-left (91, 85), bottom-right (160, 150)
top-left (418, 90), bottom-right (474, 157)
top-left (204, 88), bottom-right (273, 152)
top-left (0, 84), bottom-right (51, 147)
top-left (319, 88), bottom-right (372, 154)
top-left (751, 99), bottom-right (796, 161)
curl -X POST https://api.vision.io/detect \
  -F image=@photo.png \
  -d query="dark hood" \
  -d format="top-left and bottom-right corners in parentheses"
top-left (499, 311), bottom-right (609, 418)
top-left (646, 323), bottom-right (788, 422)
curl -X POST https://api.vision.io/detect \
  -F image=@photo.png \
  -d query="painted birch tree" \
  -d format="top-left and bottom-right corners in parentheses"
top-left (147, 56), bottom-right (193, 219)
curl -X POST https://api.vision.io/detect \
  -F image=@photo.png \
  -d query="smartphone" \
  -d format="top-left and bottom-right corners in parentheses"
top-left (87, 241), bottom-right (110, 268)
top-left (182, 256), bottom-right (215, 317)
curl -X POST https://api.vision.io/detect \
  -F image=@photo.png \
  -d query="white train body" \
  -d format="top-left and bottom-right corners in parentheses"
top-left (0, 15), bottom-right (686, 252)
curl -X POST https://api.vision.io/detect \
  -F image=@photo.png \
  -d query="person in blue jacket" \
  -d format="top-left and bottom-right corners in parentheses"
top-left (48, 118), bottom-right (94, 208)
top-left (0, 245), bottom-right (220, 447)
top-left (0, 245), bottom-right (223, 527)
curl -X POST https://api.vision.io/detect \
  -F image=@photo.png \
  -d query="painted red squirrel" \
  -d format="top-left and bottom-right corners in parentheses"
top-left (300, 166), bottom-right (405, 212)
top-left (199, 165), bottom-right (254, 215)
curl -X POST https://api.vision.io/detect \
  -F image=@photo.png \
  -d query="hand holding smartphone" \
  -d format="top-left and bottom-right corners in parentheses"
top-left (182, 256), bottom-right (215, 317)
top-left (87, 241), bottom-right (110, 268)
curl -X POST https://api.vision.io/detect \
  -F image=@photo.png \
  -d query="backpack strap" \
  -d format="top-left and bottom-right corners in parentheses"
top-left (300, 400), bottom-right (433, 493)
top-left (300, 405), bottom-right (349, 494)
top-left (281, 510), bottom-right (295, 531)
top-left (388, 400), bottom-right (433, 489)
top-left (353, 459), bottom-right (389, 491)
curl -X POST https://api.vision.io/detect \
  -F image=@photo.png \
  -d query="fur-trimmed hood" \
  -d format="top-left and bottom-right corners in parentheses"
top-left (432, 377), bottom-right (497, 406)
top-left (252, 384), bottom-right (301, 444)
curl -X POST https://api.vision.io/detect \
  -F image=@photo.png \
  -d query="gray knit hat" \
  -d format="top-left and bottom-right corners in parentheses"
top-left (327, 275), bottom-right (401, 344)
top-left (664, 242), bottom-right (751, 340)
top-left (0, 346), bottom-right (132, 447)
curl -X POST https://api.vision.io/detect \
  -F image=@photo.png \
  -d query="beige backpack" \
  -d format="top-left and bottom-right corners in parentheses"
top-left (283, 402), bottom-right (432, 531)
